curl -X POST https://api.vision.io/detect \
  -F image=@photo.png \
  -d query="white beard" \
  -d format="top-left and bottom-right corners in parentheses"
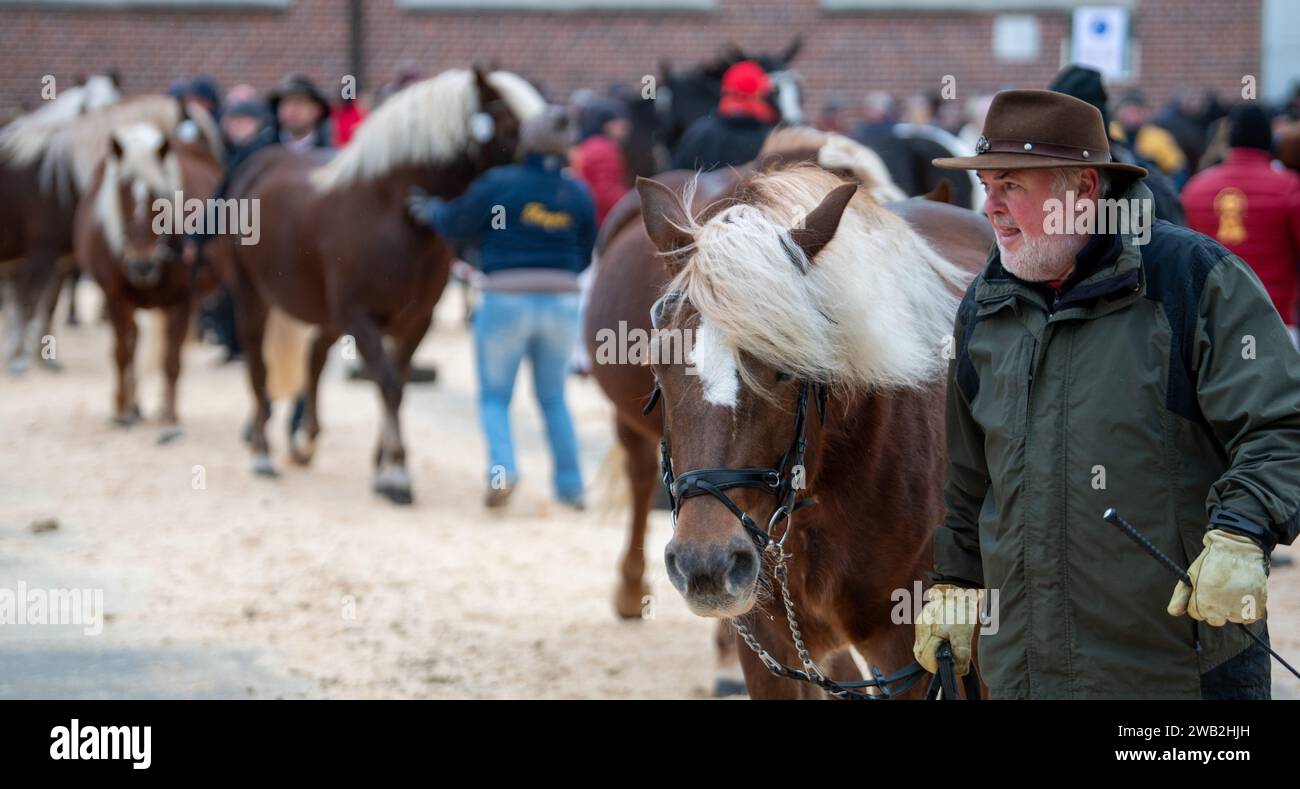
top-left (997, 229), bottom-right (1087, 282)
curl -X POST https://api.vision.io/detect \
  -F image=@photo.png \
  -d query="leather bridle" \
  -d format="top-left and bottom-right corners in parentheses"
top-left (644, 291), bottom-right (980, 700)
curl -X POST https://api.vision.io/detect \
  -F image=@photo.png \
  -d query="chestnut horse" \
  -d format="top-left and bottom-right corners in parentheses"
top-left (217, 67), bottom-right (544, 504)
top-left (73, 123), bottom-right (222, 441)
top-left (600, 154), bottom-right (991, 697)
top-left (1, 92), bottom-right (219, 374)
top-left (588, 128), bottom-right (906, 621)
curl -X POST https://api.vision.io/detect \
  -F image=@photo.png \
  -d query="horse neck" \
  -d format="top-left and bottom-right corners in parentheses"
top-left (789, 382), bottom-right (947, 628)
top-left (390, 158), bottom-right (490, 199)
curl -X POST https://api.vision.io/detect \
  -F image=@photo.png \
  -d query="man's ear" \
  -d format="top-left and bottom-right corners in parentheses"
top-left (636, 176), bottom-right (693, 272)
top-left (1079, 167), bottom-right (1102, 200)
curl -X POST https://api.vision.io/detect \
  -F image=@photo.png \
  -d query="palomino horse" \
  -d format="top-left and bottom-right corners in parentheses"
top-left (73, 123), bottom-right (222, 441)
top-left (588, 128), bottom-right (905, 621)
top-left (217, 67), bottom-right (544, 504)
top-left (0, 92), bottom-right (219, 374)
top-left (627, 160), bottom-right (991, 699)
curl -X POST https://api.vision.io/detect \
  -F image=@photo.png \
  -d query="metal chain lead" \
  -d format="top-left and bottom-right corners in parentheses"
top-left (770, 543), bottom-right (825, 682)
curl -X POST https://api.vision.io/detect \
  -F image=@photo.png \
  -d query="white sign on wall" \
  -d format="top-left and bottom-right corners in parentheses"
top-left (1071, 6), bottom-right (1130, 80)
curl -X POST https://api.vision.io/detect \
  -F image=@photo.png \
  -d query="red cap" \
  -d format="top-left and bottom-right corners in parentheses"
top-left (721, 60), bottom-right (772, 98)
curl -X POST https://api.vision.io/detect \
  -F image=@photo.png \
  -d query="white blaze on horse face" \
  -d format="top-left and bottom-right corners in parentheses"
top-left (131, 178), bottom-right (148, 222)
top-left (691, 319), bottom-right (739, 408)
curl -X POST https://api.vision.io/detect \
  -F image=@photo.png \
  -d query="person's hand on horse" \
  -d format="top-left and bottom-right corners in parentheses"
top-left (913, 583), bottom-right (979, 675)
top-left (1168, 530), bottom-right (1268, 626)
top-left (406, 187), bottom-right (442, 228)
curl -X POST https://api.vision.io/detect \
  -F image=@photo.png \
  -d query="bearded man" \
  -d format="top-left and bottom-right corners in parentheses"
top-left (913, 90), bottom-right (1300, 699)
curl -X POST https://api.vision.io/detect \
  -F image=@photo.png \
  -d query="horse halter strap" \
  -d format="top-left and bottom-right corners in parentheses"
top-left (642, 378), bottom-right (827, 550)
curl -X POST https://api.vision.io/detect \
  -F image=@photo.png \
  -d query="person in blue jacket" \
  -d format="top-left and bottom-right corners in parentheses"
top-left (407, 106), bottom-right (595, 510)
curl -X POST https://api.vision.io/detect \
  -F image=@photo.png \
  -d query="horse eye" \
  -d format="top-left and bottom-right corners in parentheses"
top-left (774, 371), bottom-right (791, 383)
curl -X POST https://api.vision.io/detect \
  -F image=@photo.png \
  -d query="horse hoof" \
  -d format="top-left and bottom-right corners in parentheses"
top-left (712, 676), bottom-right (748, 698)
top-left (157, 426), bottom-right (183, 445)
top-left (252, 454), bottom-right (279, 478)
top-left (373, 466), bottom-right (413, 505)
top-left (613, 582), bottom-right (651, 620)
top-left (7, 358), bottom-right (30, 376)
top-left (40, 357), bottom-right (63, 372)
top-left (112, 412), bottom-right (140, 428)
top-left (289, 428), bottom-right (316, 466)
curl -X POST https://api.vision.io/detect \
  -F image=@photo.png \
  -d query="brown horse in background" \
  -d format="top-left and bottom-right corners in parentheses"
top-left (0, 91), bottom-right (220, 374)
top-left (217, 67), bottom-right (545, 504)
top-left (74, 123), bottom-right (222, 441)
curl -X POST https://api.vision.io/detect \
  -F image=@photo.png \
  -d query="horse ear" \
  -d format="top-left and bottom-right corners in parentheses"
top-left (923, 178), bottom-right (952, 204)
top-left (636, 176), bottom-right (693, 267)
top-left (780, 34), bottom-right (804, 66)
top-left (790, 183), bottom-right (857, 264)
top-left (471, 65), bottom-right (495, 100)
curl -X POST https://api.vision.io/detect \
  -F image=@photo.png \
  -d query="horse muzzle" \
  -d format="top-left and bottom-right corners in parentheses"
top-left (123, 254), bottom-right (167, 287)
top-left (664, 534), bottom-right (760, 617)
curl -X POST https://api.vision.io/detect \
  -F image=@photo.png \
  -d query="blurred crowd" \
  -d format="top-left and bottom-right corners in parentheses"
top-left (155, 60), bottom-right (1300, 508)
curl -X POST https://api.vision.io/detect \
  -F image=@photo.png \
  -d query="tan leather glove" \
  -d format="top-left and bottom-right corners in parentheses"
top-left (1168, 530), bottom-right (1268, 626)
top-left (913, 583), bottom-right (979, 676)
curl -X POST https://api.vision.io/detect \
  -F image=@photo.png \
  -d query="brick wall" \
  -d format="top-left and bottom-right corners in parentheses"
top-left (0, 0), bottom-right (1262, 118)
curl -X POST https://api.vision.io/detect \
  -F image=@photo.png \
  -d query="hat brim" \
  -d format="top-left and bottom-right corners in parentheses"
top-left (932, 153), bottom-right (1147, 178)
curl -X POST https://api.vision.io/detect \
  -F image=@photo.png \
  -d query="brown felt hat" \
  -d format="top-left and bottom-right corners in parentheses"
top-left (932, 89), bottom-right (1147, 177)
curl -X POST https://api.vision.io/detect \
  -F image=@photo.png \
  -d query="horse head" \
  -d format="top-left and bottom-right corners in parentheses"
top-left (98, 124), bottom-right (184, 288)
top-left (634, 172), bottom-right (856, 617)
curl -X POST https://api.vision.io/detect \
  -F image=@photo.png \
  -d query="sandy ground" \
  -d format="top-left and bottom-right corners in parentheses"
top-left (1, 282), bottom-right (1298, 699)
top-left (1, 283), bottom-right (718, 699)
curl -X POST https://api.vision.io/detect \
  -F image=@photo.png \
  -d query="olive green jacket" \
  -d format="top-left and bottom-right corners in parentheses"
top-left (935, 179), bottom-right (1300, 699)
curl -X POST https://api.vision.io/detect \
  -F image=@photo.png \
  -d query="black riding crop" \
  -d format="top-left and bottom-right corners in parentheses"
top-left (1102, 507), bottom-right (1300, 681)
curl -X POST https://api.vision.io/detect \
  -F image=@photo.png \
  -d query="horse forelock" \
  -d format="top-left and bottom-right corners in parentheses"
top-left (94, 124), bottom-right (181, 258)
top-left (667, 164), bottom-right (970, 400)
top-left (311, 68), bottom-right (545, 192)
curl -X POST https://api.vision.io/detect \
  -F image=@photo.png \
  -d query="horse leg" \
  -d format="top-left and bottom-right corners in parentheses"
top-left (157, 301), bottom-right (189, 444)
top-left (348, 311), bottom-right (412, 505)
top-left (230, 275), bottom-right (275, 477)
top-left (36, 258), bottom-right (72, 370)
top-left (613, 416), bottom-right (655, 619)
top-left (289, 329), bottom-right (339, 466)
top-left (858, 623), bottom-right (931, 700)
top-left (106, 300), bottom-right (140, 426)
top-left (712, 620), bottom-right (747, 698)
top-left (6, 251), bottom-right (56, 375)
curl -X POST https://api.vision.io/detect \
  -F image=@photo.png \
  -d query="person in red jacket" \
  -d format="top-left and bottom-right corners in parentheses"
top-left (571, 99), bottom-right (630, 227)
top-left (1184, 105), bottom-right (1300, 342)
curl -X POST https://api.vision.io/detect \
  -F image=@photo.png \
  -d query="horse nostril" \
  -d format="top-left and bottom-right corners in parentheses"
top-left (664, 545), bottom-right (685, 590)
top-left (724, 545), bottom-right (759, 595)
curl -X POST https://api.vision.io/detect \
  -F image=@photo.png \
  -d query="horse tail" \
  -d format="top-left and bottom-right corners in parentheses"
top-left (591, 437), bottom-right (631, 518)
top-left (263, 306), bottom-right (313, 401)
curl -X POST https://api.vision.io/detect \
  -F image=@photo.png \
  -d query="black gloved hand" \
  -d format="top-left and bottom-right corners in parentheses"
top-left (406, 187), bottom-right (442, 228)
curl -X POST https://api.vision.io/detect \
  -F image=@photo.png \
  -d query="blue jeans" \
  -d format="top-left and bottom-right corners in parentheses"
top-left (473, 290), bottom-right (583, 500)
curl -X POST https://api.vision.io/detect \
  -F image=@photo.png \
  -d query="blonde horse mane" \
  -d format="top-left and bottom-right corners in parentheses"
top-left (759, 126), bottom-right (907, 204)
top-left (311, 68), bottom-right (546, 192)
top-left (667, 164), bottom-right (971, 398)
top-left (1, 94), bottom-right (220, 204)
